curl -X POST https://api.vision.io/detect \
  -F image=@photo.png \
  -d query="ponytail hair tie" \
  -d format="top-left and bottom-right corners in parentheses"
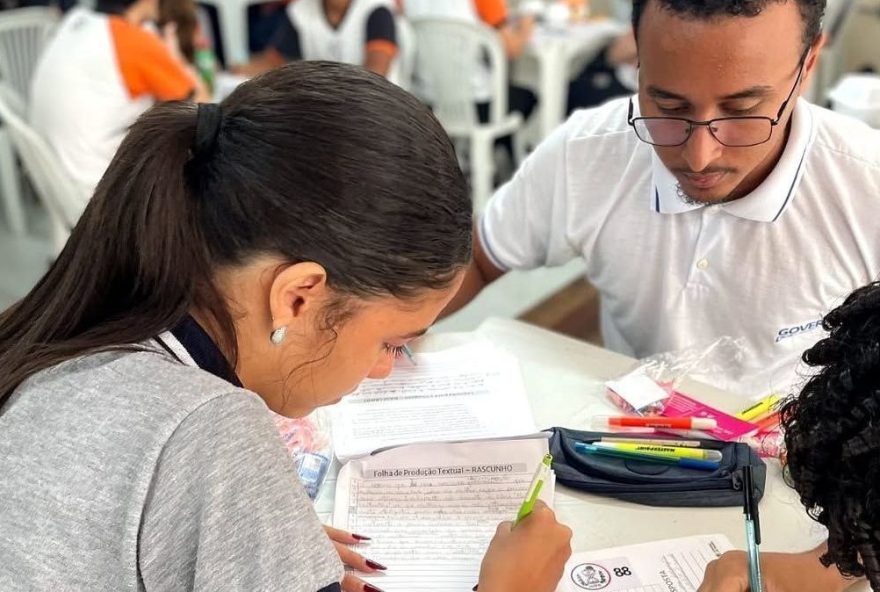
top-left (193, 103), bottom-right (223, 157)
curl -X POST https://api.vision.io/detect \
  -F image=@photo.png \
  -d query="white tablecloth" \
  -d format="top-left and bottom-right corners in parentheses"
top-left (315, 316), bottom-right (866, 590)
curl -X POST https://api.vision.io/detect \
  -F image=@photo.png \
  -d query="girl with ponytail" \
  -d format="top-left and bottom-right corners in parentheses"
top-left (0, 62), bottom-right (571, 592)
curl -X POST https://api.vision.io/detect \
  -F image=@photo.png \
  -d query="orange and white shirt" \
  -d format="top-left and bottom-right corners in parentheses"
top-left (30, 7), bottom-right (195, 201)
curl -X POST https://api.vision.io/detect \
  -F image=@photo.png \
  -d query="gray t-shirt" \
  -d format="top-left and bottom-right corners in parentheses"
top-left (0, 346), bottom-right (343, 591)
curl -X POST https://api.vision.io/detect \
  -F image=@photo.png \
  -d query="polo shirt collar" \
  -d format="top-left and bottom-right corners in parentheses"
top-left (650, 98), bottom-right (816, 222)
top-left (168, 315), bottom-right (243, 387)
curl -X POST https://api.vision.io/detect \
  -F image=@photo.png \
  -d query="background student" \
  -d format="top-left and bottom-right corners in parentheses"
top-left (699, 281), bottom-right (880, 591)
top-left (445, 0), bottom-right (880, 393)
top-left (29, 0), bottom-right (209, 207)
top-left (0, 62), bottom-right (571, 592)
top-left (239, 0), bottom-right (400, 82)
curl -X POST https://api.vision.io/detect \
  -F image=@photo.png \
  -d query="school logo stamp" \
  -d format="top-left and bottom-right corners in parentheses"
top-left (568, 558), bottom-right (640, 591)
top-left (570, 563), bottom-right (611, 590)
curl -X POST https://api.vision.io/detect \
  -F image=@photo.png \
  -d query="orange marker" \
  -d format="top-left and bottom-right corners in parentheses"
top-left (754, 412), bottom-right (780, 433)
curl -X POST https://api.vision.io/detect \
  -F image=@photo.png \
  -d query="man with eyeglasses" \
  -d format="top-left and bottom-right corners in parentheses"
top-left (445, 0), bottom-right (880, 395)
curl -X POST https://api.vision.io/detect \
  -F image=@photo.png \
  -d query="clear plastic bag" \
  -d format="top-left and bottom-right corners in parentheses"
top-left (634, 337), bottom-right (749, 392)
top-left (606, 337), bottom-right (748, 415)
top-left (605, 337), bottom-right (787, 458)
top-left (272, 409), bottom-right (333, 500)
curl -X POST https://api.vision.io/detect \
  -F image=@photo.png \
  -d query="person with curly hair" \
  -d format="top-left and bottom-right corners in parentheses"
top-left (445, 0), bottom-right (880, 396)
top-left (699, 281), bottom-right (880, 591)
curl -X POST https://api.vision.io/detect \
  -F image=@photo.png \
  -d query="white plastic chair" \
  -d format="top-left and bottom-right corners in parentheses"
top-left (411, 18), bottom-right (523, 213)
top-left (0, 83), bottom-right (86, 253)
top-left (808, 0), bottom-right (856, 103)
top-left (0, 6), bottom-right (59, 236)
top-left (394, 16), bottom-right (416, 92)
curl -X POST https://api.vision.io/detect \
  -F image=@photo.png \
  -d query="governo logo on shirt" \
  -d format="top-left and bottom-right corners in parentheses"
top-left (775, 318), bottom-right (823, 343)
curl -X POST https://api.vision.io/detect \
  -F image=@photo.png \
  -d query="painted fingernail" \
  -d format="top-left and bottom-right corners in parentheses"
top-left (366, 559), bottom-right (387, 571)
top-left (364, 584), bottom-right (385, 592)
top-left (352, 533), bottom-right (372, 541)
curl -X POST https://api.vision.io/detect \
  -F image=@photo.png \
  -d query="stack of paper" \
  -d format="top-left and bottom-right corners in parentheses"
top-left (330, 341), bottom-right (537, 462)
top-left (557, 534), bottom-right (733, 592)
top-left (333, 436), bottom-right (554, 592)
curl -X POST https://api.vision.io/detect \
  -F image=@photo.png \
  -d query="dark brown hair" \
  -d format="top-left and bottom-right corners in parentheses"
top-left (158, 0), bottom-right (199, 63)
top-left (0, 62), bottom-right (471, 410)
top-left (632, 0), bottom-right (826, 50)
top-left (780, 281), bottom-right (880, 588)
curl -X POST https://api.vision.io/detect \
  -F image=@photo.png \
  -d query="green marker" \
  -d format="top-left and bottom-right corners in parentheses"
top-left (515, 453), bottom-right (553, 525)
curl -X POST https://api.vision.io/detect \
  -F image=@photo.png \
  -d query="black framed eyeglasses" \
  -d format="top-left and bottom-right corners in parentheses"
top-left (627, 48), bottom-right (810, 148)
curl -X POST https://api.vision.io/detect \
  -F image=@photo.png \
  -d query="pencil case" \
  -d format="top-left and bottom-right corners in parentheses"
top-left (546, 427), bottom-right (766, 507)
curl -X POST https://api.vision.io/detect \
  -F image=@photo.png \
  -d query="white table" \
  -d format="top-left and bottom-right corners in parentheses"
top-left (514, 20), bottom-right (627, 141)
top-left (317, 317), bottom-right (867, 590)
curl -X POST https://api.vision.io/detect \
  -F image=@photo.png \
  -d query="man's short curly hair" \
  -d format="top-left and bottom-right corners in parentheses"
top-left (780, 281), bottom-right (880, 589)
top-left (632, 0), bottom-right (826, 51)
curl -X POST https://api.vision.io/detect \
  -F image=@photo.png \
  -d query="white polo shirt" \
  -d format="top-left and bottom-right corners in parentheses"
top-left (480, 96), bottom-right (880, 393)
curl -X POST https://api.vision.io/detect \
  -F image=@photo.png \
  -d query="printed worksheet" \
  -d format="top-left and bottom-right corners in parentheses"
top-left (330, 341), bottom-right (536, 462)
top-left (333, 436), bottom-right (553, 591)
top-left (558, 534), bottom-right (733, 592)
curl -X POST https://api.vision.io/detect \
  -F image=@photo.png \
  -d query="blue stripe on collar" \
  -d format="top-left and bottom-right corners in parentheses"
top-left (170, 316), bottom-right (243, 388)
top-left (771, 125), bottom-right (811, 222)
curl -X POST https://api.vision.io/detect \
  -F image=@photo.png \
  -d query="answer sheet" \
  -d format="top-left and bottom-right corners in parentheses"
top-left (330, 341), bottom-right (537, 462)
top-left (557, 534), bottom-right (733, 592)
top-left (333, 436), bottom-right (553, 591)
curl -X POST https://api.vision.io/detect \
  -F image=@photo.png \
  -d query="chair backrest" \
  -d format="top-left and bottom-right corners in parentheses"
top-left (394, 16), bottom-right (416, 92)
top-left (824, 0), bottom-right (856, 45)
top-left (0, 82), bottom-right (86, 248)
top-left (410, 18), bottom-right (508, 133)
top-left (0, 7), bottom-right (60, 101)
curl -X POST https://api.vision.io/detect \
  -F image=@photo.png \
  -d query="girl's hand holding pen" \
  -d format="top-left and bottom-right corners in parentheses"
top-left (476, 500), bottom-right (572, 592)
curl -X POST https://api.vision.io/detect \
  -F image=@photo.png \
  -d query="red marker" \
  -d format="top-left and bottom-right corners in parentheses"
top-left (592, 415), bottom-right (718, 431)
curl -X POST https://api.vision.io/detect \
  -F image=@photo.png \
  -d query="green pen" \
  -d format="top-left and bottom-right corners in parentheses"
top-left (515, 453), bottom-right (553, 525)
top-left (474, 454), bottom-right (554, 591)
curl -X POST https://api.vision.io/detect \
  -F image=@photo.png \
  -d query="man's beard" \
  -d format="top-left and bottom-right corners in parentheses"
top-left (676, 184), bottom-right (703, 206)
top-left (675, 183), bottom-right (739, 206)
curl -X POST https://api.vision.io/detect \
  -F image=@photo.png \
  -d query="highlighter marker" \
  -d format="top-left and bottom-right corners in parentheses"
top-left (591, 415), bottom-right (718, 431)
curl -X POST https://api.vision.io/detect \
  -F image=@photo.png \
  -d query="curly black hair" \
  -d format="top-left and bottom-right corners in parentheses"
top-left (632, 0), bottom-right (826, 51)
top-left (780, 281), bottom-right (880, 589)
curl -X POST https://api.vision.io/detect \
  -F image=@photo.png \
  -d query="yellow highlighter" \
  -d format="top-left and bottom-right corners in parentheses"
top-left (736, 394), bottom-right (781, 422)
top-left (592, 441), bottom-right (723, 462)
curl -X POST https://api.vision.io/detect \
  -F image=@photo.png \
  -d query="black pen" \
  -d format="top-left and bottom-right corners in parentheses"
top-left (743, 466), bottom-right (764, 592)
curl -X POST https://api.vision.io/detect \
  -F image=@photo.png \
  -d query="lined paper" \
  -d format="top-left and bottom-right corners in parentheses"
top-left (333, 437), bottom-right (553, 591)
top-left (331, 341), bottom-right (536, 462)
